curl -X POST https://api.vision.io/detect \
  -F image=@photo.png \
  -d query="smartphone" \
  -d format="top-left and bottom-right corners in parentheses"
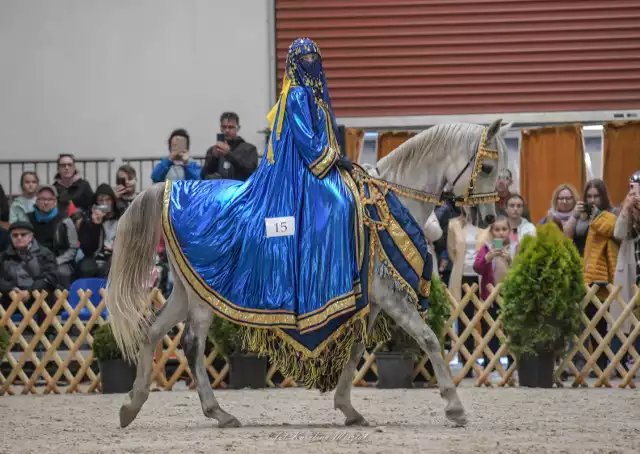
top-left (175, 136), bottom-right (188, 151)
top-left (116, 175), bottom-right (125, 186)
top-left (216, 133), bottom-right (225, 143)
top-left (95, 204), bottom-right (112, 214)
top-left (493, 238), bottom-right (504, 249)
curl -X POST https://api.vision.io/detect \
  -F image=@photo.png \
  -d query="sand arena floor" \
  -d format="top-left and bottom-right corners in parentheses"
top-left (1, 382), bottom-right (639, 454)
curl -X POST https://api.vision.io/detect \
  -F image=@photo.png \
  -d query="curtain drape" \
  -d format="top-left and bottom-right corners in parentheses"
top-left (520, 124), bottom-right (586, 224)
top-left (345, 128), bottom-right (364, 163)
top-left (376, 131), bottom-right (417, 161)
top-left (603, 120), bottom-right (640, 207)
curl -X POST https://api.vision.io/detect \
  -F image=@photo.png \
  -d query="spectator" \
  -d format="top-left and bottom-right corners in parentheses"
top-left (151, 128), bottom-right (201, 183)
top-left (0, 225), bottom-right (9, 253)
top-left (53, 154), bottom-right (94, 215)
top-left (434, 192), bottom-right (461, 284)
top-left (611, 171), bottom-right (640, 370)
top-left (473, 215), bottom-right (513, 365)
top-left (505, 194), bottom-right (536, 253)
top-left (564, 178), bottom-right (616, 256)
top-left (539, 183), bottom-right (580, 229)
top-left (27, 185), bottom-right (78, 288)
top-left (114, 164), bottom-right (138, 214)
top-left (0, 183), bottom-right (9, 230)
top-left (0, 221), bottom-right (58, 322)
top-left (423, 211), bottom-right (443, 268)
top-left (575, 179), bottom-right (618, 373)
top-left (9, 171), bottom-right (39, 224)
top-left (446, 207), bottom-right (489, 376)
top-left (76, 183), bottom-right (121, 278)
top-left (202, 112), bottom-right (259, 181)
top-left (495, 169), bottom-right (531, 221)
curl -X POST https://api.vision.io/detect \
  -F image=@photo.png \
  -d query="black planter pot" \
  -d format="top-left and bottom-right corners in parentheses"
top-left (517, 351), bottom-right (555, 388)
top-left (99, 358), bottom-right (137, 394)
top-left (228, 353), bottom-right (267, 389)
top-left (376, 352), bottom-right (414, 389)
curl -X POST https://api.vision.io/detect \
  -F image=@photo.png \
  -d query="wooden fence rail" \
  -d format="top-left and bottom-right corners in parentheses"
top-left (1, 283), bottom-right (638, 395)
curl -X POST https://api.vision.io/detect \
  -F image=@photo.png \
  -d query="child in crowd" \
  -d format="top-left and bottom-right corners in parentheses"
top-left (9, 171), bottom-right (39, 223)
top-left (473, 215), bottom-right (514, 368)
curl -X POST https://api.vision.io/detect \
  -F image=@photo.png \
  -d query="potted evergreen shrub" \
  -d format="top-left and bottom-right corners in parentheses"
top-left (501, 222), bottom-right (584, 388)
top-left (92, 323), bottom-right (137, 394)
top-left (376, 273), bottom-right (451, 388)
top-left (0, 326), bottom-right (10, 361)
top-left (208, 316), bottom-right (267, 389)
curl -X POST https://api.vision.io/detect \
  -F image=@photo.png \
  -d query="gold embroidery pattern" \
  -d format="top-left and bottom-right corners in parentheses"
top-left (419, 277), bottom-right (431, 298)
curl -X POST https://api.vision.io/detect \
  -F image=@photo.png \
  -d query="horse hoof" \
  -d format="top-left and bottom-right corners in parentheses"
top-left (218, 415), bottom-right (242, 428)
top-left (445, 404), bottom-right (468, 427)
top-left (119, 405), bottom-right (140, 429)
top-left (345, 414), bottom-right (369, 427)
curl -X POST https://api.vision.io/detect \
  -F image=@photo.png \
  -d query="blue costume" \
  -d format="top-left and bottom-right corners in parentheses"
top-left (163, 39), bottom-right (434, 391)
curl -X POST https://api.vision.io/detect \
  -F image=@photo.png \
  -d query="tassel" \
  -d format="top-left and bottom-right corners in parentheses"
top-left (265, 76), bottom-right (292, 165)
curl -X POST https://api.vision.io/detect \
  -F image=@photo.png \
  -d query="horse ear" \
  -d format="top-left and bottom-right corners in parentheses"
top-left (485, 118), bottom-right (503, 141)
top-left (498, 122), bottom-right (513, 137)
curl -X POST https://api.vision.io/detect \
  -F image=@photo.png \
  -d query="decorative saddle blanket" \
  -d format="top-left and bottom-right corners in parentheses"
top-left (162, 167), bottom-right (434, 391)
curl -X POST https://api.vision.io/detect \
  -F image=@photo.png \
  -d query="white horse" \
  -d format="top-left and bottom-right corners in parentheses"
top-left (105, 119), bottom-right (511, 430)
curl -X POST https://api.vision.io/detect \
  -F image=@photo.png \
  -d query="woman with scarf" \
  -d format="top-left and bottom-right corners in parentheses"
top-left (539, 183), bottom-right (580, 230)
top-left (26, 185), bottom-right (78, 288)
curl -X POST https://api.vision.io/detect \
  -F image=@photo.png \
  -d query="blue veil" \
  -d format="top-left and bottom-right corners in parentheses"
top-left (266, 38), bottom-right (341, 163)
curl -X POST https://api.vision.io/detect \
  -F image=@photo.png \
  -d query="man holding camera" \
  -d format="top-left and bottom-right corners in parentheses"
top-left (201, 112), bottom-right (258, 181)
top-left (151, 128), bottom-right (202, 183)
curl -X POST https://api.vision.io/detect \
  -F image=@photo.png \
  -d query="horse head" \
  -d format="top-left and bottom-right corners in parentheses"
top-left (443, 118), bottom-right (512, 226)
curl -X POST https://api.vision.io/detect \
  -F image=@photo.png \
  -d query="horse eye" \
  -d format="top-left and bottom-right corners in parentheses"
top-left (481, 164), bottom-right (494, 175)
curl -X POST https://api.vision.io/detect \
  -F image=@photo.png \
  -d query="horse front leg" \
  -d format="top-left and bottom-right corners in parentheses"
top-left (333, 305), bottom-right (381, 426)
top-left (372, 275), bottom-right (467, 426)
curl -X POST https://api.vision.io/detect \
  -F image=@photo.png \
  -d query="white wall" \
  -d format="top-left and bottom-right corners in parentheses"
top-left (0, 0), bottom-right (271, 165)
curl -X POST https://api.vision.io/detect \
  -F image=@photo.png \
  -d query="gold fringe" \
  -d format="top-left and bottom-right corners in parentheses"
top-left (240, 313), bottom-right (369, 393)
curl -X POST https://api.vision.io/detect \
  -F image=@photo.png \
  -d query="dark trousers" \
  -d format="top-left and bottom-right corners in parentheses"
top-left (584, 301), bottom-right (609, 371)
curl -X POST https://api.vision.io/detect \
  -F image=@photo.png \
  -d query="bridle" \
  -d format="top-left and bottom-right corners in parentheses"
top-left (441, 128), bottom-right (500, 207)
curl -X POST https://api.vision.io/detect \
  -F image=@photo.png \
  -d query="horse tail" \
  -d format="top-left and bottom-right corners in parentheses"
top-left (105, 182), bottom-right (165, 364)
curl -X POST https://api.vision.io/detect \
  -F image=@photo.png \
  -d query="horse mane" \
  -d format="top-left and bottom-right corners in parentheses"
top-left (378, 123), bottom-right (485, 172)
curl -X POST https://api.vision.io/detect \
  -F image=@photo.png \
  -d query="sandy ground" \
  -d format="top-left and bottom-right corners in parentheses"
top-left (1, 382), bottom-right (639, 454)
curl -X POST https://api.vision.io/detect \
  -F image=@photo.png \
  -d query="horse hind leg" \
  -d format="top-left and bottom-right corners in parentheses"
top-left (333, 304), bottom-right (381, 426)
top-left (119, 279), bottom-right (189, 428)
top-left (181, 298), bottom-right (241, 428)
top-left (372, 275), bottom-right (468, 426)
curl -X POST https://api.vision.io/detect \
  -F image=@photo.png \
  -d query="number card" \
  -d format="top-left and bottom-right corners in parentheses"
top-left (265, 216), bottom-right (295, 238)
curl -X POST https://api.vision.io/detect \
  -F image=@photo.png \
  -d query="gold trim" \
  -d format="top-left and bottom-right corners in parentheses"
top-left (309, 145), bottom-right (331, 169)
top-left (419, 277), bottom-right (431, 297)
top-left (339, 168), bottom-right (365, 271)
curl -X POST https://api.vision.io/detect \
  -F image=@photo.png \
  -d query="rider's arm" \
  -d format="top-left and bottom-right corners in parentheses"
top-left (286, 88), bottom-right (338, 179)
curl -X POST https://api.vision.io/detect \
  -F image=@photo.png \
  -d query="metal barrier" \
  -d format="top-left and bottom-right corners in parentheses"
top-left (0, 159), bottom-right (115, 199)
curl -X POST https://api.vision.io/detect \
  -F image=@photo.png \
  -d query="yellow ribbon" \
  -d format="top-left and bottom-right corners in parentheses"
top-left (265, 75), bottom-right (292, 164)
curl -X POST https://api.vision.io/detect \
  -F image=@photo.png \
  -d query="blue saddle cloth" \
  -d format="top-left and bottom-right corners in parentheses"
top-left (162, 167), bottom-right (433, 390)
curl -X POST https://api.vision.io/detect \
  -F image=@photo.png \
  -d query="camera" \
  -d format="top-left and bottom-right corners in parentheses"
top-left (584, 203), bottom-right (593, 217)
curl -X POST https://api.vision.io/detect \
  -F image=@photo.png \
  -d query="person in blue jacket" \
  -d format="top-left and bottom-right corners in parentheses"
top-left (151, 128), bottom-right (202, 183)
